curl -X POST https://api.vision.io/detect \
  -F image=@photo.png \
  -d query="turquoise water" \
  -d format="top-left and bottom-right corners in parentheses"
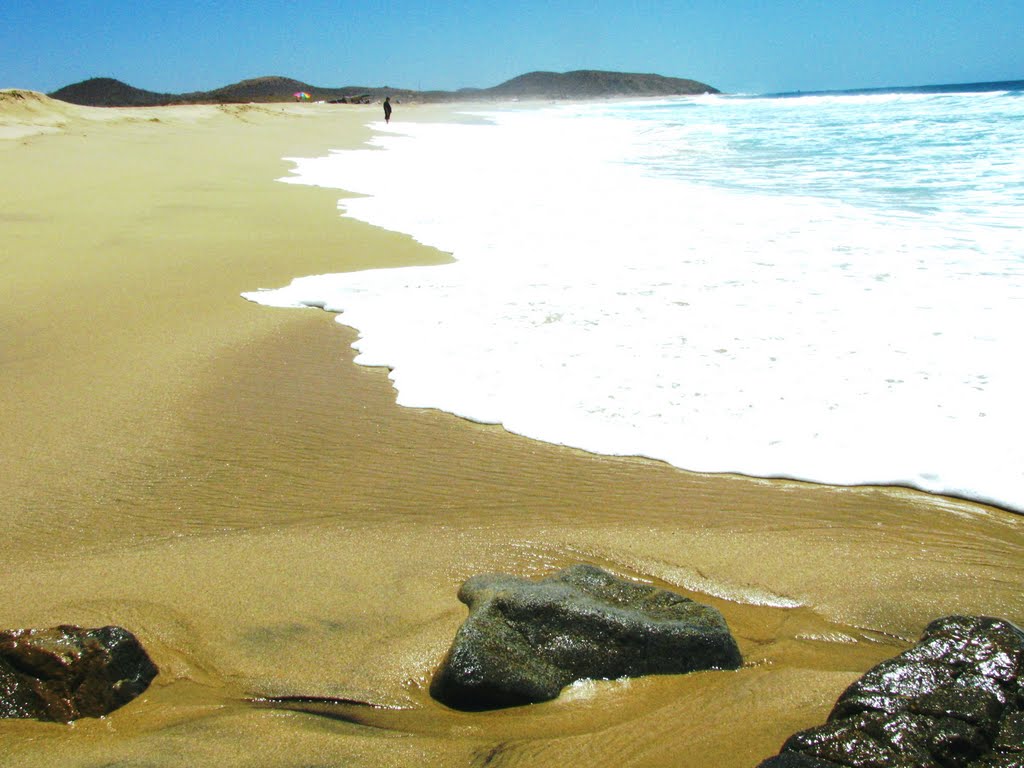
top-left (609, 85), bottom-right (1023, 220)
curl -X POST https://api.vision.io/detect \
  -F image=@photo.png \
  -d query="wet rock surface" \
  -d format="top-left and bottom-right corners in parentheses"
top-left (759, 615), bottom-right (1024, 768)
top-left (431, 563), bottom-right (742, 710)
top-left (0, 624), bottom-right (158, 722)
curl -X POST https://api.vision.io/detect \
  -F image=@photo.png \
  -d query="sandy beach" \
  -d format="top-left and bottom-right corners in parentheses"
top-left (1, 91), bottom-right (1021, 767)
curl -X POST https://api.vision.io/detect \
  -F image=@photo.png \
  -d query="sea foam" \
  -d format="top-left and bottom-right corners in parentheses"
top-left (244, 92), bottom-right (1024, 512)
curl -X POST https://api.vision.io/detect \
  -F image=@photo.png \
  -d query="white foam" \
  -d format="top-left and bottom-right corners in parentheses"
top-left (244, 95), bottom-right (1024, 513)
top-left (560, 677), bottom-right (632, 702)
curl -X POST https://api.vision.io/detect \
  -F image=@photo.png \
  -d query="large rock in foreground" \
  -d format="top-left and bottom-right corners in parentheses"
top-left (431, 564), bottom-right (742, 710)
top-left (0, 625), bottom-right (158, 722)
top-left (759, 615), bottom-right (1024, 768)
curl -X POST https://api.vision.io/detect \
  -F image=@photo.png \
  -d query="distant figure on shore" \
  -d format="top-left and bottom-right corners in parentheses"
top-left (383, 97), bottom-right (392, 123)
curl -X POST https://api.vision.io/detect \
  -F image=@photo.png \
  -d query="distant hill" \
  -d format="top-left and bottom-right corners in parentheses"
top-left (49, 77), bottom-right (176, 107)
top-left (182, 76), bottom-right (420, 105)
top-left (48, 76), bottom-right (402, 107)
top-left (488, 70), bottom-right (718, 98)
top-left (48, 70), bottom-right (719, 107)
top-left (193, 76), bottom-right (314, 103)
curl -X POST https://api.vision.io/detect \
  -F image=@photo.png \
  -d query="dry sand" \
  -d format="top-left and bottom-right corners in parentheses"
top-left (1, 90), bottom-right (1021, 767)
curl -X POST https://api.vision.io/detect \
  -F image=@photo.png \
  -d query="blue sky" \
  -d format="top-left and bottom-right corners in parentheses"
top-left (3, 0), bottom-right (1022, 95)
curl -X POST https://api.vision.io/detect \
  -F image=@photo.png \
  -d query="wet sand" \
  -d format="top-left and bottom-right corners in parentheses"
top-left (1, 91), bottom-right (1022, 767)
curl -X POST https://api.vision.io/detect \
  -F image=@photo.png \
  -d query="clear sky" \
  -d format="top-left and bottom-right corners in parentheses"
top-left (3, 0), bottom-right (1023, 95)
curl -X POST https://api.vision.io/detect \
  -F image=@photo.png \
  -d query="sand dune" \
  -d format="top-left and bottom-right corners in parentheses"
top-left (0, 89), bottom-right (83, 138)
top-left (0, 88), bottom-right (302, 139)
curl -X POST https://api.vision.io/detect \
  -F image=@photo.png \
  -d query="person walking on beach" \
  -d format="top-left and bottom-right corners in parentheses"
top-left (383, 97), bottom-right (392, 123)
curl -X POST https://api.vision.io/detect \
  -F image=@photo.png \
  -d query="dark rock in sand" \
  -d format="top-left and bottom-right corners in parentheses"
top-left (0, 624), bottom-right (158, 722)
top-left (758, 614), bottom-right (1024, 768)
top-left (430, 563), bottom-right (741, 710)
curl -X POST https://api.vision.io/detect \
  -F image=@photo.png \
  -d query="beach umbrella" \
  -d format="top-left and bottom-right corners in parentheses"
top-left (294, 91), bottom-right (311, 101)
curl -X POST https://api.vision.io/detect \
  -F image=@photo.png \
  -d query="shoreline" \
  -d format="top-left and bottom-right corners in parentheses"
top-left (1, 94), bottom-right (1021, 767)
top-left (251, 97), bottom-right (1024, 516)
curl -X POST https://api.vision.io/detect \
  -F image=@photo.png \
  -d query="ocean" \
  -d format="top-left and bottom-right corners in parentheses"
top-left (244, 81), bottom-right (1024, 513)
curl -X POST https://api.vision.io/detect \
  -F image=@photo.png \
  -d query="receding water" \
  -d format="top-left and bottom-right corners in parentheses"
top-left (245, 85), bottom-right (1024, 512)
